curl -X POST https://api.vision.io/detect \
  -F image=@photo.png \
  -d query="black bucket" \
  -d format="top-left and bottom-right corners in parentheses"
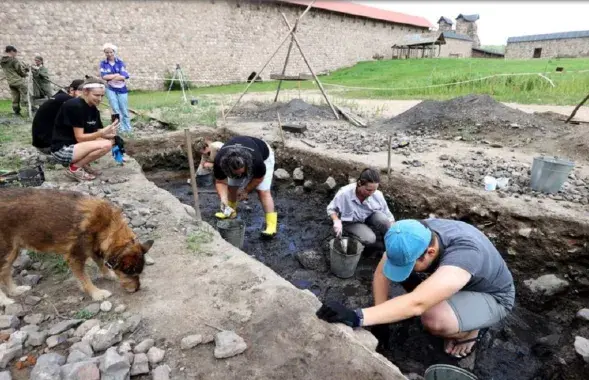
top-left (196, 173), bottom-right (214, 188)
top-left (217, 219), bottom-right (245, 249)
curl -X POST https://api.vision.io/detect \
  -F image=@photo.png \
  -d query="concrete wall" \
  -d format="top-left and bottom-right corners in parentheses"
top-left (505, 37), bottom-right (589, 59)
top-left (0, 0), bottom-right (428, 99)
top-left (439, 39), bottom-right (473, 58)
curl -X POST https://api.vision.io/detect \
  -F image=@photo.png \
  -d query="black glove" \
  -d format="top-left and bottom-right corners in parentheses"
top-left (316, 301), bottom-right (361, 328)
top-left (114, 135), bottom-right (126, 154)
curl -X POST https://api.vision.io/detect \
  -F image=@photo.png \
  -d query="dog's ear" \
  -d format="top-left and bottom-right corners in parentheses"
top-left (141, 240), bottom-right (154, 254)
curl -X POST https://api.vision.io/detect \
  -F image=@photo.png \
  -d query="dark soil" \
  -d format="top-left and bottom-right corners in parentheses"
top-left (233, 99), bottom-right (337, 122)
top-left (378, 94), bottom-right (574, 149)
top-left (147, 169), bottom-right (587, 380)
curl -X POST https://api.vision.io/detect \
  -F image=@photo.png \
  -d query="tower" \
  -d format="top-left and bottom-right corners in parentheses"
top-left (437, 17), bottom-right (453, 32)
top-left (455, 14), bottom-right (480, 47)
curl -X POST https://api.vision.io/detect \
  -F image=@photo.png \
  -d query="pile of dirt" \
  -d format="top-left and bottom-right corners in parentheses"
top-left (378, 94), bottom-right (572, 146)
top-left (234, 99), bottom-right (336, 122)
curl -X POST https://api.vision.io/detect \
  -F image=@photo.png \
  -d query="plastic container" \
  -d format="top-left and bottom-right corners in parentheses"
top-left (216, 219), bottom-right (245, 249)
top-left (196, 172), bottom-right (214, 188)
top-left (424, 364), bottom-right (478, 380)
top-left (530, 156), bottom-right (574, 194)
top-left (484, 176), bottom-right (497, 191)
top-left (496, 177), bottom-right (510, 190)
top-left (329, 237), bottom-right (364, 279)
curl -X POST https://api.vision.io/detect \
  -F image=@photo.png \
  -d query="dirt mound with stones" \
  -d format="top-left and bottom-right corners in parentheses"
top-left (234, 99), bottom-right (337, 122)
top-left (378, 94), bottom-right (572, 147)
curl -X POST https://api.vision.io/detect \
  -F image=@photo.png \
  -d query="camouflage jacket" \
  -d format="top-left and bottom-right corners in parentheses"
top-left (0, 55), bottom-right (28, 86)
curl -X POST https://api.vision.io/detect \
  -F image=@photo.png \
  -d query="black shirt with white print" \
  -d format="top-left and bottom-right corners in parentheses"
top-left (50, 97), bottom-right (103, 152)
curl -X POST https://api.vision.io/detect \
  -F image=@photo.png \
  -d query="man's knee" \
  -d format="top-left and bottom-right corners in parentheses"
top-left (421, 305), bottom-right (457, 336)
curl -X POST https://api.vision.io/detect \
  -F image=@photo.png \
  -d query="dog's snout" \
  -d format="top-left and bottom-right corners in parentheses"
top-left (120, 275), bottom-right (140, 293)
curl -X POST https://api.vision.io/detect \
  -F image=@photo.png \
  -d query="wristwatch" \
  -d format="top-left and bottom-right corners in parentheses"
top-left (354, 308), bottom-right (364, 327)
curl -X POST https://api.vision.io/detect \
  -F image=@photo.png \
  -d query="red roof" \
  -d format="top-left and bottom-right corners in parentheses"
top-left (278, 0), bottom-right (432, 29)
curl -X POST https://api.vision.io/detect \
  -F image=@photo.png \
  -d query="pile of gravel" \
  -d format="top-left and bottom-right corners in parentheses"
top-left (379, 94), bottom-right (557, 139)
top-left (441, 151), bottom-right (589, 204)
top-left (235, 99), bottom-right (336, 122)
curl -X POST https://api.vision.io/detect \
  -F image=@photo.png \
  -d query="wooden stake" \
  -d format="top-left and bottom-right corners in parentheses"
top-left (220, 98), bottom-right (227, 125)
top-left (276, 111), bottom-right (286, 146)
top-left (566, 93), bottom-right (589, 123)
top-left (387, 136), bottom-right (392, 177)
top-left (280, 13), bottom-right (339, 120)
top-left (225, 1), bottom-right (316, 118)
top-left (274, 23), bottom-right (298, 103)
top-left (184, 129), bottom-right (202, 221)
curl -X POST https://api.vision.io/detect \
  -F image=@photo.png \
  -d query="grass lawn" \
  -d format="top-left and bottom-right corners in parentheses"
top-left (2, 57), bottom-right (589, 115)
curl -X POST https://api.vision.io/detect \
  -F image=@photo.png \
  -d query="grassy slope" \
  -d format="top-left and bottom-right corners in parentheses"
top-left (2, 58), bottom-right (589, 114)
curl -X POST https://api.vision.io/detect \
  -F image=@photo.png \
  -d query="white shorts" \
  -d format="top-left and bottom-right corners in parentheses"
top-left (227, 143), bottom-right (274, 191)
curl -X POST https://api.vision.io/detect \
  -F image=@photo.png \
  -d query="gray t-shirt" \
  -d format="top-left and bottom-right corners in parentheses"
top-left (426, 219), bottom-right (515, 309)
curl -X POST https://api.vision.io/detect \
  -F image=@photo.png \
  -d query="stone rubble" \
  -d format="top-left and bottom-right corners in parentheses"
top-left (574, 336), bottom-right (589, 363)
top-left (214, 330), bottom-right (247, 359)
top-left (524, 274), bottom-right (570, 296)
top-left (441, 151), bottom-right (589, 204)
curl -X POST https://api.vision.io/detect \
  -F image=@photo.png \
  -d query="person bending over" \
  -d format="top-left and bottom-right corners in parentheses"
top-left (50, 79), bottom-right (119, 182)
top-left (316, 219), bottom-right (515, 359)
top-left (194, 137), bottom-right (224, 176)
top-left (327, 168), bottom-right (395, 248)
top-left (213, 136), bottom-right (277, 238)
top-left (32, 79), bottom-right (84, 154)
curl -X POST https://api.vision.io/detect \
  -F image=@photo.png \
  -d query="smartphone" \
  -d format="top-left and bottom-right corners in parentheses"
top-left (111, 114), bottom-right (120, 123)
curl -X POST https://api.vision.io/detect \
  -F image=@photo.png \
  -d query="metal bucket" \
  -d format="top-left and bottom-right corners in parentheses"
top-left (217, 219), bottom-right (245, 249)
top-left (196, 172), bottom-right (214, 188)
top-left (329, 237), bottom-right (364, 279)
top-left (424, 364), bottom-right (478, 380)
top-left (530, 156), bottom-right (574, 194)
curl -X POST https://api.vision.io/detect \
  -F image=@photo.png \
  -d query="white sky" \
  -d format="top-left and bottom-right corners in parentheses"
top-left (356, 1), bottom-right (589, 45)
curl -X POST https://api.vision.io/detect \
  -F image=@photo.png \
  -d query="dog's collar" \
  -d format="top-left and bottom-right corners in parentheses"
top-left (105, 239), bottom-right (137, 273)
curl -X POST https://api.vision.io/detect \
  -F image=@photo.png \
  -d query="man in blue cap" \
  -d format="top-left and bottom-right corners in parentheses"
top-left (316, 219), bottom-right (515, 359)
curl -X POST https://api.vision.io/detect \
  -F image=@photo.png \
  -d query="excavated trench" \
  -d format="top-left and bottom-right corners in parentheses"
top-left (129, 130), bottom-right (589, 380)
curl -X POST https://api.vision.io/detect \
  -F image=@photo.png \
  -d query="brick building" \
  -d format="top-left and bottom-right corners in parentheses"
top-left (505, 30), bottom-right (589, 59)
top-left (0, 0), bottom-right (431, 98)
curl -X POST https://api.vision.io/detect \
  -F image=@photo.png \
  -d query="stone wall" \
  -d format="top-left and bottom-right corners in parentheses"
top-left (439, 39), bottom-right (472, 58)
top-left (455, 20), bottom-right (480, 47)
top-left (505, 37), bottom-right (589, 59)
top-left (0, 0), bottom-right (427, 99)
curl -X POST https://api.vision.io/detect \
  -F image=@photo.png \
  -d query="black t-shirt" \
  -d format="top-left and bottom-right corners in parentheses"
top-left (213, 136), bottom-right (269, 180)
top-left (32, 91), bottom-right (72, 149)
top-left (51, 97), bottom-right (103, 151)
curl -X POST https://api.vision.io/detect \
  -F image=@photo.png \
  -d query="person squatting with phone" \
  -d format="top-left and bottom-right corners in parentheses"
top-left (50, 78), bottom-right (120, 182)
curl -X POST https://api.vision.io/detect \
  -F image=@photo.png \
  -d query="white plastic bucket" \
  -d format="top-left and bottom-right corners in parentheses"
top-left (484, 176), bottom-right (497, 191)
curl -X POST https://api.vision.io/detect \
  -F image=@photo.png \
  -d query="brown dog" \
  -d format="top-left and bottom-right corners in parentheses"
top-left (0, 188), bottom-right (153, 305)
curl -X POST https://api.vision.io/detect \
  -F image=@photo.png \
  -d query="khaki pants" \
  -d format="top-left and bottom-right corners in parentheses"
top-left (9, 83), bottom-right (28, 113)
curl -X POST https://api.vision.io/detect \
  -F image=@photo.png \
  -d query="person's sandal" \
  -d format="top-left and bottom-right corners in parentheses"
top-left (65, 168), bottom-right (96, 182)
top-left (447, 328), bottom-right (488, 359)
top-left (83, 164), bottom-right (102, 176)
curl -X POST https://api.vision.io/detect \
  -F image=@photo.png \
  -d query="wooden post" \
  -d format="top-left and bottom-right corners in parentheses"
top-left (566, 93), bottom-right (589, 123)
top-left (280, 12), bottom-right (339, 120)
top-left (387, 136), bottom-right (392, 177)
top-left (274, 22), bottom-right (298, 103)
top-left (276, 111), bottom-right (286, 146)
top-left (220, 98), bottom-right (227, 125)
top-left (225, 1), bottom-right (316, 118)
top-left (27, 73), bottom-right (33, 120)
top-left (184, 129), bottom-right (202, 221)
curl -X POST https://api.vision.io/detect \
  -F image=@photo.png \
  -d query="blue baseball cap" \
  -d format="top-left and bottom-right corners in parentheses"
top-left (383, 220), bottom-right (432, 282)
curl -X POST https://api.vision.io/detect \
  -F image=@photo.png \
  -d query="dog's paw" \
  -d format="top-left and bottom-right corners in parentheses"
top-left (0, 297), bottom-right (15, 306)
top-left (9, 285), bottom-right (31, 297)
top-left (91, 289), bottom-right (112, 301)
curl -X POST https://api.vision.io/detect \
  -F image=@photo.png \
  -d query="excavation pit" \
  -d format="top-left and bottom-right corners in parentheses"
top-left (132, 130), bottom-right (589, 380)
